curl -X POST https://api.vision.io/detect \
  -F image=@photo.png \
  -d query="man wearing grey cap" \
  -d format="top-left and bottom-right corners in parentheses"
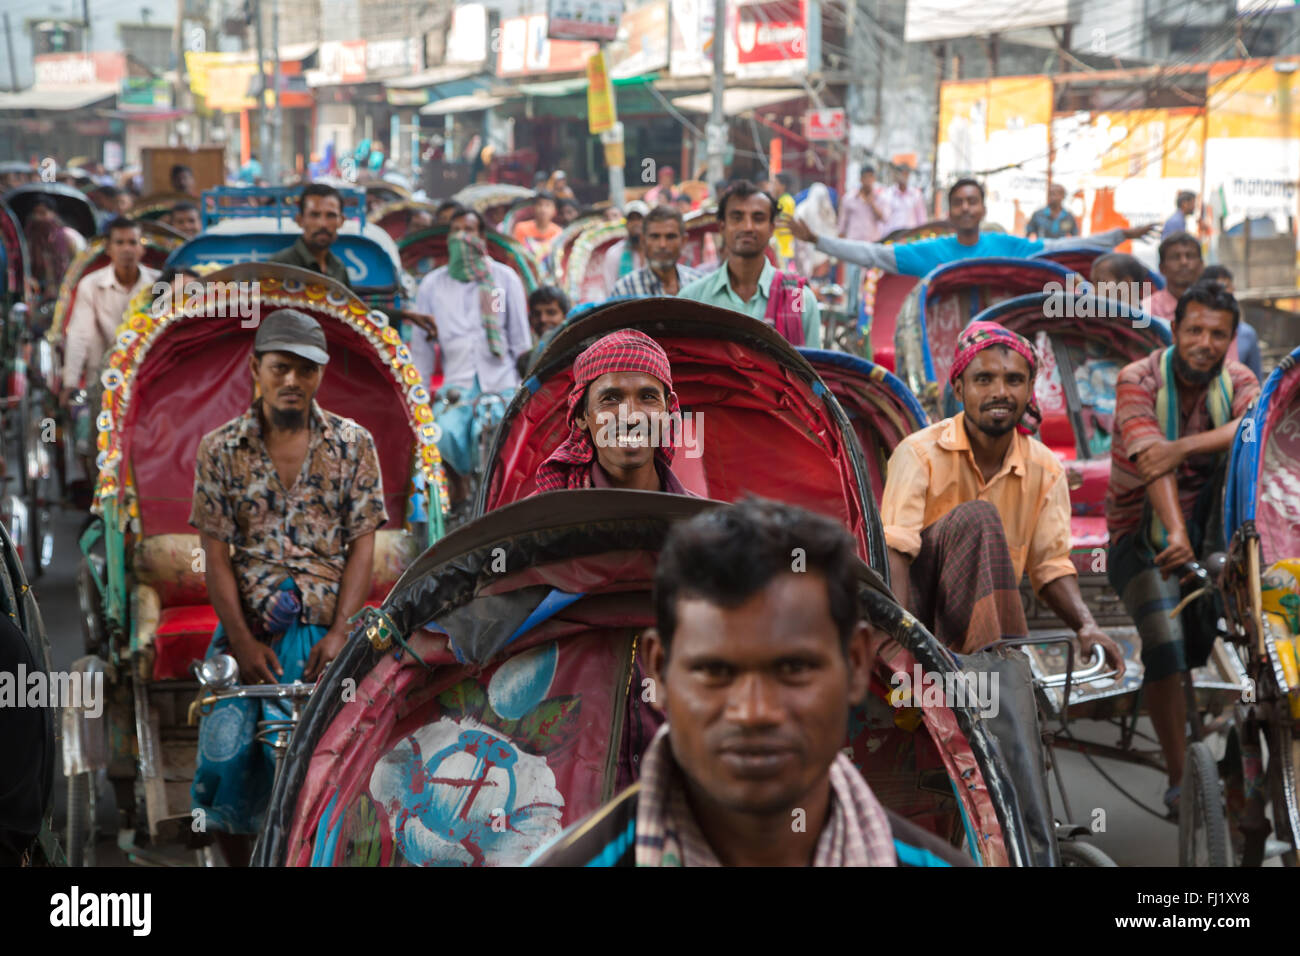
top-left (188, 307), bottom-right (388, 865)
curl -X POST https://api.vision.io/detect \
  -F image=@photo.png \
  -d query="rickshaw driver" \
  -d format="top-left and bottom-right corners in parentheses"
top-left (1105, 281), bottom-right (1259, 815)
top-left (788, 179), bottom-right (1156, 277)
top-left (881, 321), bottom-right (1126, 674)
top-left (267, 182), bottom-right (353, 289)
top-left (531, 329), bottom-right (698, 496)
top-left (189, 308), bottom-right (388, 866)
top-left (527, 498), bottom-right (967, 867)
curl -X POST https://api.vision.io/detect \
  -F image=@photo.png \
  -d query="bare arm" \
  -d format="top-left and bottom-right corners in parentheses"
top-left (202, 531), bottom-right (282, 683)
top-left (305, 530), bottom-right (375, 679)
top-left (887, 548), bottom-right (913, 613)
top-left (1038, 575), bottom-right (1126, 677)
top-left (1148, 472), bottom-right (1196, 576)
top-left (1133, 416), bottom-right (1243, 483)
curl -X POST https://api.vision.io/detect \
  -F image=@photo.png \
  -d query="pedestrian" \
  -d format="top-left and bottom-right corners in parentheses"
top-left (645, 165), bottom-right (681, 205)
top-left (679, 180), bottom-right (821, 347)
top-left (602, 200), bottom-right (649, 292)
top-left (513, 190), bottom-right (563, 258)
top-left (527, 497), bottom-right (968, 867)
top-left (769, 172), bottom-right (797, 265)
top-left (609, 205), bottom-right (702, 298)
top-left (881, 161), bottom-right (927, 235)
top-left (189, 308), bottom-right (387, 866)
top-left (1162, 190), bottom-right (1198, 239)
top-left (1144, 232), bottom-right (1202, 320)
top-left (791, 178), bottom-right (1155, 278)
top-left (1025, 183), bottom-right (1078, 240)
top-left (838, 165), bottom-right (886, 243)
top-left (1201, 264), bottom-right (1263, 381)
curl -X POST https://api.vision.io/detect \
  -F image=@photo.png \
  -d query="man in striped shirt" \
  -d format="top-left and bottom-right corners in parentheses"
top-left (1105, 281), bottom-right (1259, 813)
top-left (608, 205), bottom-right (702, 299)
top-left (526, 498), bottom-right (968, 867)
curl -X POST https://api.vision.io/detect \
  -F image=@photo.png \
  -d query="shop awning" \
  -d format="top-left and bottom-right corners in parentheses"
top-left (670, 87), bottom-right (806, 116)
top-left (0, 85), bottom-right (118, 111)
top-left (419, 93), bottom-right (507, 116)
top-left (517, 73), bottom-right (657, 97)
top-left (385, 64), bottom-right (484, 89)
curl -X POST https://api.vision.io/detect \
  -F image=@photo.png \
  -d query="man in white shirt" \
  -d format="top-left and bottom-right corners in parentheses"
top-left (408, 206), bottom-right (530, 395)
top-left (60, 218), bottom-right (159, 406)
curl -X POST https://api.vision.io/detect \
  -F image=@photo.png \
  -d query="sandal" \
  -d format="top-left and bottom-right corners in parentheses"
top-left (1163, 784), bottom-right (1181, 820)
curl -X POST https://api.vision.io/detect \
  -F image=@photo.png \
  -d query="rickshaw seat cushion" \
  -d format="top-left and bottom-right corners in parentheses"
top-left (1065, 458), bottom-right (1110, 516)
top-left (152, 604), bottom-right (220, 681)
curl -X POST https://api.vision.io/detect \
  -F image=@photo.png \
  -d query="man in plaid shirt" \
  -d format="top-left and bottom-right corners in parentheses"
top-left (609, 205), bottom-right (702, 299)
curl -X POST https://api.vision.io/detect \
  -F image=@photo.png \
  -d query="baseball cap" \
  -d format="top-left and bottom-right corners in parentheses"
top-left (624, 199), bottom-right (650, 218)
top-left (254, 308), bottom-right (330, 365)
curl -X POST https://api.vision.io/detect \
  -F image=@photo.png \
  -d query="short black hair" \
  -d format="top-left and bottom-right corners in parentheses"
top-left (298, 182), bottom-right (344, 214)
top-left (528, 284), bottom-right (569, 315)
top-left (644, 203), bottom-right (685, 232)
top-left (170, 163), bottom-right (193, 179)
top-left (860, 164), bottom-right (876, 177)
top-left (104, 216), bottom-right (140, 237)
top-left (775, 172), bottom-right (794, 191)
top-left (1200, 264), bottom-right (1233, 283)
top-left (171, 200), bottom-right (198, 215)
top-left (653, 497), bottom-right (860, 656)
top-left (1091, 252), bottom-right (1148, 286)
top-left (31, 195), bottom-right (57, 211)
top-left (1177, 190), bottom-right (1196, 204)
top-left (1158, 231), bottom-right (1201, 266)
top-left (448, 207), bottom-right (484, 235)
top-left (1174, 280), bottom-right (1239, 333)
top-left (533, 190), bottom-right (557, 206)
top-left (717, 179), bottom-right (777, 221)
top-left (948, 177), bottom-right (984, 206)
top-left (435, 199), bottom-right (463, 219)
top-left (98, 185), bottom-right (121, 199)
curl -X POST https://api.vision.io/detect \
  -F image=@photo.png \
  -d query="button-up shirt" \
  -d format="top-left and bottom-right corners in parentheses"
top-left (677, 258), bottom-right (822, 347)
top-left (409, 261), bottom-right (530, 394)
top-left (880, 412), bottom-right (1077, 593)
top-left (838, 187), bottom-right (886, 242)
top-left (882, 184), bottom-right (928, 235)
top-left (267, 237), bottom-right (352, 288)
top-left (609, 262), bottom-right (703, 299)
top-left (62, 264), bottom-right (160, 387)
top-left (1025, 206), bottom-right (1078, 239)
top-left (189, 400), bottom-right (388, 630)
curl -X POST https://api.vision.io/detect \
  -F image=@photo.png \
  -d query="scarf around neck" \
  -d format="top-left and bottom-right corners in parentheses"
top-left (633, 725), bottom-right (897, 867)
top-left (448, 232), bottom-right (505, 358)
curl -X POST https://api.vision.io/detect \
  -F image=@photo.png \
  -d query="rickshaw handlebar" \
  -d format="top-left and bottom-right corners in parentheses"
top-left (1035, 644), bottom-right (1111, 688)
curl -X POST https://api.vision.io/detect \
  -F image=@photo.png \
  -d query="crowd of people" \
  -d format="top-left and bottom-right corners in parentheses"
top-left (4, 154), bottom-right (1277, 868)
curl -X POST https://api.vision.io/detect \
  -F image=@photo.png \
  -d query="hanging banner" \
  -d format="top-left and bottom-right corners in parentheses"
top-left (587, 50), bottom-right (617, 134)
top-left (548, 0), bottom-right (623, 42)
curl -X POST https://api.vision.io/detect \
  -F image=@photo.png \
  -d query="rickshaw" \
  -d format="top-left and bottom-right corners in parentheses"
top-left (132, 192), bottom-right (196, 223)
top-left (561, 219), bottom-right (630, 304)
top-left (3, 182), bottom-right (101, 242)
top-left (797, 349), bottom-right (930, 504)
top-left (371, 199), bottom-right (441, 241)
top-left (543, 213), bottom-right (606, 284)
top-left (255, 489), bottom-right (1034, 867)
top-left (363, 179), bottom-right (410, 212)
top-left (499, 195), bottom-right (536, 236)
top-left (854, 220), bottom-right (956, 369)
top-left (63, 262), bottom-right (448, 861)
top-left (679, 208), bottom-right (720, 271)
top-left (1030, 243), bottom-right (1167, 291)
top-left (451, 184), bottom-right (535, 230)
top-left (1218, 343), bottom-right (1300, 866)
top-left (892, 257), bottom-right (1080, 421)
top-left (396, 224), bottom-right (542, 291)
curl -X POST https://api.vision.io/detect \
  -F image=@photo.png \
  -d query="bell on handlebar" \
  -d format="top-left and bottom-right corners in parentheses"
top-left (1204, 551), bottom-right (1227, 581)
top-left (194, 653), bottom-right (239, 691)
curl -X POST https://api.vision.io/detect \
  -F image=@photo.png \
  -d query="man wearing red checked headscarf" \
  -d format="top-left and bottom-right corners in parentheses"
top-left (532, 329), bottom-right (699, 496)
top-left (879, 321), bottom-right (1125, 670)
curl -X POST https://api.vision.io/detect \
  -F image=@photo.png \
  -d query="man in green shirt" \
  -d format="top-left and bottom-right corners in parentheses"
top-left (268, 182), bottom-right (353, 289)
top-left (679, 180), bottom-right (821, 348)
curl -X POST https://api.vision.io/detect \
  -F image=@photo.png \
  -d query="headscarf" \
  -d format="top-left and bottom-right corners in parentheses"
top-left (447, 231), bottom-right (504, 358)
top-left (949, 320), bottom-right (1042, 435)
top-left (533, 329), bottom-right (679, 492)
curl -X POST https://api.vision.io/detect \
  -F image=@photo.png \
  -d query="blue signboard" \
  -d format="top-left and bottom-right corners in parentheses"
top-left (162, 234), bottom-right (399, 294)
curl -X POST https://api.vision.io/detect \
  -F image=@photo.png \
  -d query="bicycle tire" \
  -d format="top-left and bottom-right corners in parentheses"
top-left (1058, 839), bottom-right (1118, 867)
top-left (66, 771), bottom-right (91, 867)
top-left (1180, 739), bottom-right (1231, 867)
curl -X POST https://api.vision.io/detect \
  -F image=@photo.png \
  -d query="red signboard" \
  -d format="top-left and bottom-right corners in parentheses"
top-left (805, 108), bottom-right (846, 141)
top-left (733, 0), bottom-right (806, 77)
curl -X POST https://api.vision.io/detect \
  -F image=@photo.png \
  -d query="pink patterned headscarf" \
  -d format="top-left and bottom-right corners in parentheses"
top-left (949, 320), bottom-right (1042, 435)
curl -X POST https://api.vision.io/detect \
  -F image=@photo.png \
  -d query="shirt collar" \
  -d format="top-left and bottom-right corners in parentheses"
top-left (712, 257), bottom-right (776, 297)
top-left (229, 398), bottom-right (335, 448)
top-left (95, 265), bottom-right (152, 291)
top-left (938, 411), bottom-right (1027, 482)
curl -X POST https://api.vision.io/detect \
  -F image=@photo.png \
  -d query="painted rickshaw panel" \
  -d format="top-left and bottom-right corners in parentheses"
top-left (680, 210), bottom-right (722, 272)
top-left (544, 215), bottom-right (605, 287)
top-left (797, 348), bottom-right (929, 505)
top-left (396, 225), bottom-right (542, 291)
top-left (451, 184), bottom-right (535, 230)
top-left (91, 263), bottom-right (448, 682)
top-left (563, 220), bottom-right (628, 304)
top-left (371, 200), bottom-right (441, 241)
top-left (476, 299), bottom-right (886, 572)
top-left (49, 224), bottom-right (186, 344)
top-left (256, 491), bottom-right (1026, 867)
top-left (3, 183), bottom-right (101, 239)
top-left (0, 201), bottom-right (30, 306)
top-left (855, 222), bottom-right (957, 371)
top-left (1030, 244), bottom-right (1167, 290)
top-left (133, 192), bottom-right (196, 222)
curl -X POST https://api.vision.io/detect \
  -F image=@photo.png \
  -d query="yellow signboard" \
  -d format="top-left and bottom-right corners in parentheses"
top-left (587, 50), bottom-right (616, 134)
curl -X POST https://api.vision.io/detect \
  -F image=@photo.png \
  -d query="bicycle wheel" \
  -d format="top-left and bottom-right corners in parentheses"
top-left (1180, 739), bottom-right (1231, 866)
top-left (1058, 839), bottom-right (1118, 867)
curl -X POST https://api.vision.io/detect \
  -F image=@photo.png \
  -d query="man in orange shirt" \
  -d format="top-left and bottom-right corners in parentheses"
top-left (513, 191), bottom-right (563, 258)
top-left (880, 321), bottom-right (1125, 671)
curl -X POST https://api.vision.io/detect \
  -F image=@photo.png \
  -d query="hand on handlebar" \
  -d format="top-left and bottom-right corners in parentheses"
top-left (1076, 623), bottom-right (1126, 680)
top-left (1155, 529), bottom-right (1196, 579)
top-left (229, 634), bottom-right (282, 684)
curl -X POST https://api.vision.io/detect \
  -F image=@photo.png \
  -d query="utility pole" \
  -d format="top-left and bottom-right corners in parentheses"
top-left (705, 0), bottom-right (727, 187)
top-left (269, 0), bottom-right (281, 183)
top-left (253, 0), bottom-right (270, 175)
top-left (83, 0), bottom-right (91, 49)
top-left (4, 15), bottom-right (18, 91)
